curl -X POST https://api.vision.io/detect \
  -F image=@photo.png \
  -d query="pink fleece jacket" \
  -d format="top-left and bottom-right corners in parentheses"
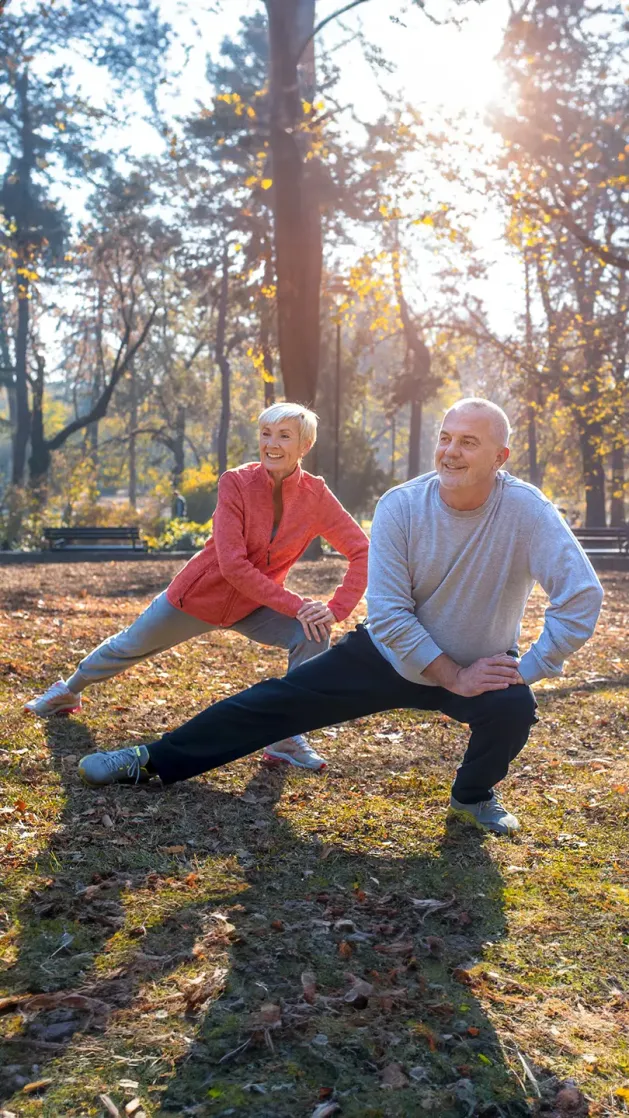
top-left (166, 462), bottom-right (368, 626)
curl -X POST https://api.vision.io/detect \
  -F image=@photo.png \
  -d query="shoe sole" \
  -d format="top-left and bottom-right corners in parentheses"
top-left (24, 705), bottom-right (82, 717)
top-left (448, 805), bottom-right (519, 836)
top-left (262, 751), bottom-right (327, 771)
top-left (78, 767), bottom-right (152, 788)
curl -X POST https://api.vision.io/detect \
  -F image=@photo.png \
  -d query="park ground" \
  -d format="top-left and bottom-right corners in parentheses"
top-left (0, 559), bottom-right (628, 1118)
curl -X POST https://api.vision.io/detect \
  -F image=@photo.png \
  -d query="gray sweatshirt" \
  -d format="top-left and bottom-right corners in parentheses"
top-left (366, 471), bottom-right (603, 686)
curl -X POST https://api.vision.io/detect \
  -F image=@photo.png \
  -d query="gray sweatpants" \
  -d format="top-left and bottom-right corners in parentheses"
top-left (66, 591), bottom-right (329, 693)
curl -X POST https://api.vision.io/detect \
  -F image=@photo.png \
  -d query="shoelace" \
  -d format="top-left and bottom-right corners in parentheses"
top-left (102, 748), bottom-right (143, 783)
top-left (478, 795), bottom-right (504, 814)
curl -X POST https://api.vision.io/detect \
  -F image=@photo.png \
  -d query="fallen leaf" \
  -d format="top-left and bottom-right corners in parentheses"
top-left (22, 1080), bottom-right (53, 1095)
top-left (410, 897), bottom-right (453, 922)
top-left (101, 814), bottom-right (114, 829)
top-left (452, 967), bottom-right (475, 986)
top-left (423, 935), bottom-right (444, 956)
top-left (381, 1063), bottom-right (408, 1088)
top-left (556, 1085), bottom-right (586, 1109)
top-left (338, 940), bottom-right (353, 959)
top-left (311, 1103), bottom-right (340, 1118)
top-left (374, 939), bottom-right (413, 956)
top-left (160, 845), bottom-right (185, 855)
top-left (125, 1100), bottom-right (142, 1116)
top-left (249, 1002), bottom-right (282, 1031)
top-left (301, 970), bottom-right (317, 1003)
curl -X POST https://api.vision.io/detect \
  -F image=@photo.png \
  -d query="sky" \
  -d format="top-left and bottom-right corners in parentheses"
top-left (149, 0), bottom-right (522, 330)
top-left (13, 0), bottom-right (522, 334)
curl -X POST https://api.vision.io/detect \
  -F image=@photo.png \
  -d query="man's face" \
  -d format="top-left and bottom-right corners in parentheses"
top-left (435, 407), bottom-right (509, 492)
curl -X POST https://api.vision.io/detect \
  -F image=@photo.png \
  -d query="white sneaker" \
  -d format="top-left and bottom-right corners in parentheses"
top-left (24, 680), bottom-right (82, 717)
top-left (263, 735), bottom-right (327, 771)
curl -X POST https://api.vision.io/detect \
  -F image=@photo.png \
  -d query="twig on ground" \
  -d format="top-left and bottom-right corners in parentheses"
top-left (218, 1036), bottom-right (251, 1064)
top-left (516, 1050), bottom-right (542, 1097)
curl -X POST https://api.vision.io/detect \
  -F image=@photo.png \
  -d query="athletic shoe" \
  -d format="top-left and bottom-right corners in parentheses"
top-left (449, 791), bottom-right (520, 836)
top-left (263, 735), bottom-right (327, 771)
top-left (78, 745), bottom-right (153, 787)
top-left (24, 680), bottom-right (82, 717)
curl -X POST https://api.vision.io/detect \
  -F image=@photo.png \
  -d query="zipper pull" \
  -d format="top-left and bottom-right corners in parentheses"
top-left (267, 550), bottom-right (271, 566)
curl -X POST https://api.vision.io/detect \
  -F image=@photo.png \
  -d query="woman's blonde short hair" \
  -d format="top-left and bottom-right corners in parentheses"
top-left (258, 402), bottom-right (318, 452)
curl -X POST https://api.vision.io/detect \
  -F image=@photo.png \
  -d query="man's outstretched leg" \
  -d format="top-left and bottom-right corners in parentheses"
top-left (78, 626), bottom-right (428, 787)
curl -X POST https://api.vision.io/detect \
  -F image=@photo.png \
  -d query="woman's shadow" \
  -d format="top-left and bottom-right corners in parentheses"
top-left (1, 720), bottom-right (542, 1117)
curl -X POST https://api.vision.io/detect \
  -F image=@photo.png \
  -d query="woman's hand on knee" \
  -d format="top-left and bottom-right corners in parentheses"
top-left (297, 600), bottom-right (335, 642)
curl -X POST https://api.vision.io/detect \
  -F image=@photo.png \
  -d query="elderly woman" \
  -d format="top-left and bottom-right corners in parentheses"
top-left (25, 403), bottom-right (369, 771)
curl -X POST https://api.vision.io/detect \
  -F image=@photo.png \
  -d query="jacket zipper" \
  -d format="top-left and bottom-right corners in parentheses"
top-left (179, 567), bottom-right (207, 607)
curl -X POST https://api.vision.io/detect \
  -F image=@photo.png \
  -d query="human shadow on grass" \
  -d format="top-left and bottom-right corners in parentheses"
top-left (0, 723), bottom-right (572, 1118)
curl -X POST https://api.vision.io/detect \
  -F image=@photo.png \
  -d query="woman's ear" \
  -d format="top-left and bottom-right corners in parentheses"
top-left (300, 441), bottom-right (314, 458)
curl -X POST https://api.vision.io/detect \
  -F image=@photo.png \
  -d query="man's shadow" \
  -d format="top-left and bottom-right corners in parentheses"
top-left (1, 722), bottom-right (546, 1117)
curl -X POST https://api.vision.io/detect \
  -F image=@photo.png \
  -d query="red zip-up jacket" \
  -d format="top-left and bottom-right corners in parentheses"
top-left (166, 462), bottom-right (369, 627)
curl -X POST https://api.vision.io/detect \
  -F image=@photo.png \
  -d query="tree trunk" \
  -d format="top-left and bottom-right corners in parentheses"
top-left (524, 253), bottom-right (542, 488)
top-left (28, 351), bottom-right (50, 492)
top-left (579, 422), bottom-right (606, 526)
top-left (610, 441), bottom-right (625, 525)
top-left (128, 359), bottom-right (138, 508)
top-left (172, 404), bottom-right (186, 489)
top-left (0, 283), bottom-right (16, 434)
top-left (265, 0), bottom-right (321, 405)
top-left (13, 271), bottom-right (31, 486)
top-left (12, 71), bottom-right (36, 486)
top-left (408, 394), bottom-right (422, 480)
top-left (216, 243), bottom-right (231, 476)
top-left (527, 400), bottom-right (541, 488)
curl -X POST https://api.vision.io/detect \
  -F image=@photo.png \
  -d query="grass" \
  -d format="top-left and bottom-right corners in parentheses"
top-left (0, 559), bottom-right (628, 1117)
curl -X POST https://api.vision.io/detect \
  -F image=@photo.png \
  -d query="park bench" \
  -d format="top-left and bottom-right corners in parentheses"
top-left (573, 526), bottom-right (629, 556)
top-left (44, 526), bottom-right (147, 552)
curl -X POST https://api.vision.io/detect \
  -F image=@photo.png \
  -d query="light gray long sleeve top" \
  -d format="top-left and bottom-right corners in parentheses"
top-left (366, 471), bottom-right (603, 686)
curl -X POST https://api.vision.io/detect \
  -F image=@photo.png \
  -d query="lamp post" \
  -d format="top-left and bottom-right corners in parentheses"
top-left (328, 278), bottom-right (349, 494)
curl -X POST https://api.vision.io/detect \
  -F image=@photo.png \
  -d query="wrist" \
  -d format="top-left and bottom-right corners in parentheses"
top-left (453, 665), bottom-right (466, 695)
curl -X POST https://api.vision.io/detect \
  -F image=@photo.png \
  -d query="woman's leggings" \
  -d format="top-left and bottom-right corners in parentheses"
top-left (66, 591), bottom-right (328, 692)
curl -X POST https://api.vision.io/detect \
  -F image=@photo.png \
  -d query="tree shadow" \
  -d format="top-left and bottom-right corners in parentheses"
top-left (0, 726), bottom-right (576, 1117)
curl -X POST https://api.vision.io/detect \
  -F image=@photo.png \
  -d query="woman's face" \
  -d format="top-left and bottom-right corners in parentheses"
top-left (259, 418), bottom-right (304, 478)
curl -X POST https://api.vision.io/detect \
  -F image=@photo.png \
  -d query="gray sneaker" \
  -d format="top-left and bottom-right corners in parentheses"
top-left (449, 792), bottom-right (519, 836)
top-left (79, 745), bottom-right (153, 788)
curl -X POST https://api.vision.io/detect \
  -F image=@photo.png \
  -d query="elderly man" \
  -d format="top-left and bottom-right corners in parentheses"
top-left (79, 398), bottom-right (603, 835)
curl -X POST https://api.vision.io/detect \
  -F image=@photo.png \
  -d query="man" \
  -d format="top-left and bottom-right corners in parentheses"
top-left (78, 398), bottom-right (603, 835)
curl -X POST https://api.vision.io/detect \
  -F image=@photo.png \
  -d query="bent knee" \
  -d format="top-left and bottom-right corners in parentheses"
top-left (500, 684), bottom-right (537, 725)
top-left (290, 622), bottom-right (330, 653)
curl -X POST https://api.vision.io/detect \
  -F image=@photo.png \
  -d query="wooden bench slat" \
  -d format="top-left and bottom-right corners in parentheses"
top-left (573, 526), bottom-right (629, 556)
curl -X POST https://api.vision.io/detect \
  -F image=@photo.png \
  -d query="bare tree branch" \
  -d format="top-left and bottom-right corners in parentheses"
top-left (296, 0), bottom-right (371, 63)
top-left (45, 306), bottom-right (158, 452)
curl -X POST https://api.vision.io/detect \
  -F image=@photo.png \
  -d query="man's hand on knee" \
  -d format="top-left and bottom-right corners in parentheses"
top-left (454, 655), bottom-right (524, 697)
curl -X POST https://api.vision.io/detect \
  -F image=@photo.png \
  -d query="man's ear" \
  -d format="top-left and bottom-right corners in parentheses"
top-left (497, 446), bottom-right (510, 468)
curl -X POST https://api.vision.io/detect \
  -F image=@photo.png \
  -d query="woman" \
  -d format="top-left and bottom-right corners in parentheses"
top-left (25, 403), bottom-right (369, 771)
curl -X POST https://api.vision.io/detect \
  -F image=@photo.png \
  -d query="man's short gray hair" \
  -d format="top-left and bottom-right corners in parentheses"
top-left (258, 402), bottom-right (318, 450)
top-left (444, 398), bottom-right (511, 447)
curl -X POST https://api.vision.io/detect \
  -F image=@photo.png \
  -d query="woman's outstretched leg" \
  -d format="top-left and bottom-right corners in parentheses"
top-left (25, 592), bottom-right (212, 716)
